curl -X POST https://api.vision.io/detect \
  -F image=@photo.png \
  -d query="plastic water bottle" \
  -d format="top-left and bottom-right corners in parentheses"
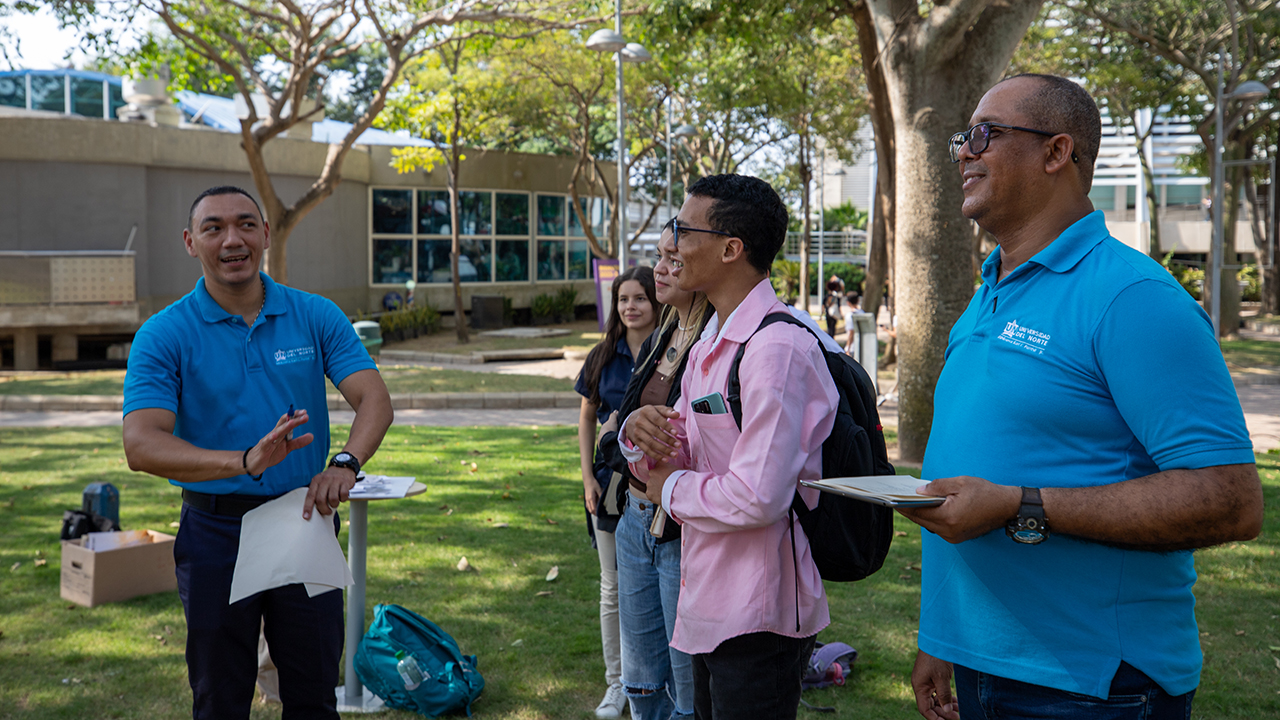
top-left (395, 650), bottom-right (424, 691)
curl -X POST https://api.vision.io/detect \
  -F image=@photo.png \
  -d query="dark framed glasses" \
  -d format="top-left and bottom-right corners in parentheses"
top-left (666, 217), bottom-right (733, 250)
top-left (948, 122), bottom-right (1062, 163)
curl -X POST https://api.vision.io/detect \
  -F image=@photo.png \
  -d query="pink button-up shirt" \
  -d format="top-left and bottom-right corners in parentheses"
top-left (627, 278), bottom-right (837, 654)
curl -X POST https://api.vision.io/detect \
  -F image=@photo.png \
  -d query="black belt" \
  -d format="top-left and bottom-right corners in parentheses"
top-left (181, 489), bottom-right (282, 518)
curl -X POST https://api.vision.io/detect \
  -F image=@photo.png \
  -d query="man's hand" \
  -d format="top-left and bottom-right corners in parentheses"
top-left (897, 476), bottom-right (1021, 543)
top-left (644, 459), bottom-right (678, 507)
top-left (303, 465), bottom-right (358, 520)
top-left (911, 650), bottom-right (960, 720)
top-left (625, 405), bottom-right (681, 461)
top-left (245, 410), bottom-right (315, 476)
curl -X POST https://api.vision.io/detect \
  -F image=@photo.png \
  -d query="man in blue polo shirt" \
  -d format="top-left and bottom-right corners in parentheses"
top-left (898, 75), bottom-right (1264, 720)
top-left (123, 186), bottom-right (393, 719)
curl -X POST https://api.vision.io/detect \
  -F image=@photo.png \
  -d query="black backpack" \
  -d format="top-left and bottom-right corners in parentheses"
top-left (727, 312), bottom-right (894, 583)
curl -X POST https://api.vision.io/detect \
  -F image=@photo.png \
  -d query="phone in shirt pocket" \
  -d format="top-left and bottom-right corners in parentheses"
top-left (691, 392), bottom-right (728, 415)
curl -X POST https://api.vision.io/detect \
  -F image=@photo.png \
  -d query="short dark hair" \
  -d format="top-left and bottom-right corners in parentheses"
top-left (686, 174), bottom-right (789, 274)
top-left (1003, 74), bottom-right (1102, 191)
top-left (188, 186), bottom-right (264, 229)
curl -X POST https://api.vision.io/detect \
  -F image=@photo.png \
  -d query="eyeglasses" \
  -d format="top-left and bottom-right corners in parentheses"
top-left (948, 122), bottom-right (1064, 163)
top-left (666, 217), bottom-right (732, 250)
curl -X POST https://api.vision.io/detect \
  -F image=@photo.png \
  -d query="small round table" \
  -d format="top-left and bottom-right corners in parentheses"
top-left (335, 480), bottom-right (426, 713)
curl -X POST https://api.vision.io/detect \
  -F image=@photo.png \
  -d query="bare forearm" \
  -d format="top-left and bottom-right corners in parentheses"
top-left (124, 427), bottom-right (243, 483)
top-left (342, 393), bottom-right (393, 465)
top-left (1043, 464), bottom-right (1263, 551)
top-left (578, 400), bottom-right (598, 483)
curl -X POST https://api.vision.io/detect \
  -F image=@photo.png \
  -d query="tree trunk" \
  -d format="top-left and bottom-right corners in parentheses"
top-left (866, 0), bottom-right (1044, 463)
top-left (799, 131), bottom-right (812, 314)
top-left (449, 100), bottom-right (469, 344)
top-left (850, 1), bottom-right (895, 329)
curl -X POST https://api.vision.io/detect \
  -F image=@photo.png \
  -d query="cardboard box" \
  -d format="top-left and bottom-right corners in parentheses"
top-left (61, 530), bottom-right (177, 607)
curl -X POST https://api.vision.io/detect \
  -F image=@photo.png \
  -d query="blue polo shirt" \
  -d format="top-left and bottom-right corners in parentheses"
top-left (574, 337), bottom-right (636, 424)
top-left (920, 211), bottom-right (1254, 698)
top-left (124, 273), bottom-right (376, 496)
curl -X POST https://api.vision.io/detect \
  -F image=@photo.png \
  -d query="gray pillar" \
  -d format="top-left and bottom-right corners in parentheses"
top-left (53, 333), bottom-right (78, 364)
top-left (14, 329), bottom-right (37, 371)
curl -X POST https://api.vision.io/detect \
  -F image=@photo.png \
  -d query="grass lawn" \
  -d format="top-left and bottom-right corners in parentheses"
top-left (0, 367), bottom-right (573, 397)
top-left (1, 427), bottom-right (1277, 719)
top-left (1221, 339), bottom-right (1280, 369)
top-left (385, 320), bottom-right (603, 356)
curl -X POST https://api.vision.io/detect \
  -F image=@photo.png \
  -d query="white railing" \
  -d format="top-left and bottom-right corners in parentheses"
top-left (782, 230), bottom-right (868, 261)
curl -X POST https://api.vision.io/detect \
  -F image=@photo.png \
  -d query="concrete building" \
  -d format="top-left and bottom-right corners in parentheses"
top-left (0, 70), bottom-right (616, 370)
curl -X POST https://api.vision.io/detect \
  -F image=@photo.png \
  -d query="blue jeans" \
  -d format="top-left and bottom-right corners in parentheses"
top-left (616, 491), bottom-right (693, 720)
top-left (954, 662), bottom-right (1195, 720)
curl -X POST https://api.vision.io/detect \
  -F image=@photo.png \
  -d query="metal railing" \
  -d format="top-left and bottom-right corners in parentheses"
top-left (782, 230), bottom-right (869, 262)
top-left (0, 251), bottom-right (136, 305)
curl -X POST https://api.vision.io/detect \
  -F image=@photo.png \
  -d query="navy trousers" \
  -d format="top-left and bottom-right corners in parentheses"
top-left (174, 503), bottom-right (344, 720)
top-left (954, 661), bottom-right (1196, 720)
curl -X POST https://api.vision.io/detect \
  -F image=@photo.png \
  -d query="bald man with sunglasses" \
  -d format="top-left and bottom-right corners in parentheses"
top-left (897, 75), bottom-right (1262, 720)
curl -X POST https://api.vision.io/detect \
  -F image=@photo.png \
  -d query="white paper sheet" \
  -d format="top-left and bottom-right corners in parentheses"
top-left (348, 474), bottom-right (416, 499)
top-left (228, 487), bottom-right (353, 605)
top-left (801, 474), bottom-right (945, 507)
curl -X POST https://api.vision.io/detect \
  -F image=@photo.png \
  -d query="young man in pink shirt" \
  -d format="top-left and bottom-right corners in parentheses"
top-left (622, 174), bottom-right (838, 719)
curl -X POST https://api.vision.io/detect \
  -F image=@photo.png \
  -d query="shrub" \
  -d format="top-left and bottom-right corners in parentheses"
top-left (532, 292), bottom-right (556, 319)
top-left (554, 286), bottom-right (578, 319)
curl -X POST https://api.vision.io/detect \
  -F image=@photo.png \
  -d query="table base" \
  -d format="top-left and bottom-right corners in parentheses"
top-left (335, 685), bottom-right (386, 713)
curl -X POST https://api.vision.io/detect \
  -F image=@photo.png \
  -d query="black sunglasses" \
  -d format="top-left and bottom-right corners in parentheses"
top-left (665, 217), bottom-right (732, 250)
top-left (948, 122), bottom-right (1074, 163)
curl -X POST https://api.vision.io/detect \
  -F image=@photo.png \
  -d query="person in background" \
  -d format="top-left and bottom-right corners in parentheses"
top-left (576, 265), bottom-right (661, 718)
top-left (599, 223), bottom-right (710, 720)
top-left (822, 277), bottom-right (843, 336)
top-left (842, 291), bottom-right (863, 357)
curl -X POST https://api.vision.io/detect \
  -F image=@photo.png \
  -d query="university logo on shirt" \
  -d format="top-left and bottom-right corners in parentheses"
top-left (274, 346), bottom-right (316, 365)
top-left (997, 319), bottom-right (1051, 356)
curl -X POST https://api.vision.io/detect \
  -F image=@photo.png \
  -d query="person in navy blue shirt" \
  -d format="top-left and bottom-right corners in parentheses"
top-left (574, 266), bottom-right (659, 718)
top-left (898, 75), bottom-right (1263, 720)
top-left (123, 186), bottom-right (393, 719)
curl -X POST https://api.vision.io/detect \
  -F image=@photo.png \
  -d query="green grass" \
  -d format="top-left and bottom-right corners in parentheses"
top-left (1, 427), bottom-right (1277, 719)
top-left (385, 320), bottom-right (603, 356)
top-left (0, 368), bottom-right (572, 397)
top-left (1221, 339), bottom-right (1280, 369)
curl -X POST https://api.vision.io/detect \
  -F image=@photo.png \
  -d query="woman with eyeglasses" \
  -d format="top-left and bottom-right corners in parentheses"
top-left (576, 265), bottom-right (661, 719)
top-left (597, 224), bottom-right (709, 720)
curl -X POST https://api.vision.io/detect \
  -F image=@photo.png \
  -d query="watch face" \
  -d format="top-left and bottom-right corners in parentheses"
top-left (1012, 528), bottom-right (1046, 544)
top-left (335, 452), bottom-right (354, 463)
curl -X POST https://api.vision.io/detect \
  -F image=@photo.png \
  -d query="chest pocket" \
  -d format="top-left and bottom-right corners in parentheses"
top-left (689, 411), bottom-right (741, 476)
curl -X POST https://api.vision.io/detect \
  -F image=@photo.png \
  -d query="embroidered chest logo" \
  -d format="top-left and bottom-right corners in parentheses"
top-left (274, 346), bottom-right (316, 365)
top-left (997, 319), bottom-right (1051, 355)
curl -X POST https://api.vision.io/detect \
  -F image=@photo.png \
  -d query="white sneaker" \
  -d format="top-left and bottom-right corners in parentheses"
top-left (595, 682), bottom-right (626, 719)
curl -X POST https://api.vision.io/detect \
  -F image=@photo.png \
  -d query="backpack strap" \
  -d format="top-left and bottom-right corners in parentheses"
top-left (726, 310), bottom-right (826, 633)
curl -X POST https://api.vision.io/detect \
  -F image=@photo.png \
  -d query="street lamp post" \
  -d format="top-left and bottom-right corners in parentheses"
top-left (586, 2), bottom-right (649, 269)
top-left (668, 118), bottom-right (697, 226)
top-left (1209, 62), bottom-right (1270, 339)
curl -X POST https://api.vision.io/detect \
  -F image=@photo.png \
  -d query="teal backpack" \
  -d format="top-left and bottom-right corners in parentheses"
top-left (354, 603), bottom-right (485, 717)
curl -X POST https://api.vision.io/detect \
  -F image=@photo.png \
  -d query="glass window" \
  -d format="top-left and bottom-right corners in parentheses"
top-left (568, 197), bottom-right (586, 237)
top-left (495, 240), bottom-right (530, 282)
top-left (372, 239), bottom-right (412, 284)
top-left (459, 191), bottom-right (492, 235)
top-left (372, 189), bottom-right (412, 234)
top-left (30, 74), bottom-right (65, 112)
top-left (418, 190), bottom-right (450, 235)
top-left (417, 239), bottom-right (491, 283)
top-left (568, 240), bottom-right (593, 280)
top-left (71, 77), bottom-right (104, 118)
top-left (537, 194), bottom-right (565, 236)
top-left (108, 82), bottom-right (125, 118)
top-left (590, 197), bottom-right (609, 237)
top-left (417, 239), bottom-right (451, 283)
top-left (495, 193), bottom-right (529, 235)
top-left (0, 75), bottom-right (26, 108)
top-left (537, 240), bottom-right (566, 281)
top-left (568, 196), bottom-right (609, 238)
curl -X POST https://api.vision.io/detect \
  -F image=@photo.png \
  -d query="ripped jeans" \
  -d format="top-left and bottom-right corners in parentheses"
top-left (616, 491), bottom-right (694, 720)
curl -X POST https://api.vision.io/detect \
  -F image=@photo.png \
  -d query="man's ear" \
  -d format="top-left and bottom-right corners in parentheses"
top-left (721, 236), bottom-right (745, 265)
top-left (262, 220), bottom-right (271, 252)
top-left (1044, 134), bottom-right (1076, 177)
top-left (183, 229), bottom-right (198, 259)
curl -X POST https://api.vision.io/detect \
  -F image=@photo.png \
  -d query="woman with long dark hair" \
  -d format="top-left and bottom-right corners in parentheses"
top-left (599, 224), bottom-right (709, 720)
top-left (575, 265), bottom-right (660, 718)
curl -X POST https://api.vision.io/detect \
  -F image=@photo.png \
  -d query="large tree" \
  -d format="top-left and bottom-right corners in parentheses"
top-left (71, 0), bottom-right (592, 284)
top-left (841, 0), bottom-right (1045, 463)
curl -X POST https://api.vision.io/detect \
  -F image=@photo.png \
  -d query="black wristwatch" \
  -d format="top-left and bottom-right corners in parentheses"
top-left (1006, 486), bottom-right (1049, 544)
top-left (328, 451), bottom-right (361, 477)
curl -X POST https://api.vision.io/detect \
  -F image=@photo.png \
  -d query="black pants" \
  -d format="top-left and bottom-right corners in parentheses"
top-left (691, 631), bottom-right (816, 720)
top-left (175, 503), bottom-right (344, 720)
top-left (824, 315), bottom-right (837, 336)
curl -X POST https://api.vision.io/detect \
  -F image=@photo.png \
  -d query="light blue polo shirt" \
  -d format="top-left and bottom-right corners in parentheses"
top-left (920, 211), bottom-right (1254, 698)
top-left (124, 273), bottom-right (376, 496)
